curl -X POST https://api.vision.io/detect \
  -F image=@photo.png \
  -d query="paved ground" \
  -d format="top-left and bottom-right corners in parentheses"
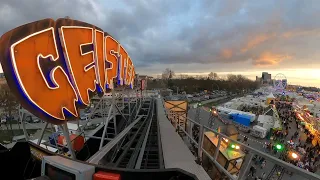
top-left (189, 96), bottom-right (229, 106)
top-left (188, 107), bottom-right (312, 180)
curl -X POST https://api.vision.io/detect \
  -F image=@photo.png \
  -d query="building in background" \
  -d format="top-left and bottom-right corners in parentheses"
top-left (255, 72), bottom-right (272, 85)
top-left (262, 72), bottom-right (272, 85)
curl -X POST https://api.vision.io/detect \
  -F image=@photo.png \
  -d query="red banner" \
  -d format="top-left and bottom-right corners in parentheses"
top-left (141, 79), bottom-right (145, 90)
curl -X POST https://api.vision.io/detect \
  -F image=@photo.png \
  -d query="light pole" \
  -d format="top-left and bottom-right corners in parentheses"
top-left (173, 86), bottom-right (179, 95)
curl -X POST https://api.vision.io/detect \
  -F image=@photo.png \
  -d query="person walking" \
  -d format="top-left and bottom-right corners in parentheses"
top-left (243, 136), bottom-right (248, 143)
top-left (261, 160), bottom-right (266, 169)
top-left (263, 142), bottom-right (267, 152)
top-left (248, 166), bottom-right (256, 177)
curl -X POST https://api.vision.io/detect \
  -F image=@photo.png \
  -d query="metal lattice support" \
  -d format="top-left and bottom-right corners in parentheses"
top-left (208, 111), bottom-right (215, 128)
top-left (194, 103), bottom-right (201, 123)
top-left (190, 103), bottom-right (202, 154)
top-left (96, 87), bottom-right (142, 159)
top-left (19, 106), bottom-right (29, 141)
top-left (61, 123), bottom-right (76, 159)
top-left (192, 125), bottom-right (200, 143)
top-left (99, 89), bottom-right (120, 150)
top-left (16, 84), bottom-right (140, 160)
top-left (192, 103), bottom-right (201, 141)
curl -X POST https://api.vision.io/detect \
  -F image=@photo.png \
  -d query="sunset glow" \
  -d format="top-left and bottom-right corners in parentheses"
top-left (1, 0), bottom-right (319, 88)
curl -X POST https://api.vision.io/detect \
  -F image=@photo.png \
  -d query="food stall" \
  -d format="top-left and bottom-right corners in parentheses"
top-left (295, 109), bottom-right (320, 146)
top-left (202, 132), bottom-right (245, 179)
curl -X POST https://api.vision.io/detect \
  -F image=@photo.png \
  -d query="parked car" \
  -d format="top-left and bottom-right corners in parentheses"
top-left (33, 118), bottom-right (40, 123)
top-left (80, 113), bottom-right (90, 120)
top-left (186, 94), bottom-right (193, 98)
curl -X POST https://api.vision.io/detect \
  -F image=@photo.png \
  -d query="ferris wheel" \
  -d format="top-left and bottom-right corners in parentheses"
top-left (273, 73), bottom-right (287, 90)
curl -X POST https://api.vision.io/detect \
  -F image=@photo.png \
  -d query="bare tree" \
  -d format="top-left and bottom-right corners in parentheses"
top-left (162, 68), bottom-right (175, 88)
top-left (0, 83), bottom-right (19, 135)
top-left (144, 72), bottom-right (258, 94)
top-left (162, 68), bottom-right (175, 80)
top-left (208, 72), bottom-right (214, 80)
top-left (179, 74), bottom-right (188, 79)
top-left (213, 73), bottom-right (218, 80)
top-left (227, 74), bottom-right (237, 82)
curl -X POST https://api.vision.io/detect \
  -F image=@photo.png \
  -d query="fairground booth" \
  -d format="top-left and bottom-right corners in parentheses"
top-left (202, 128), bottom-right (245, 179)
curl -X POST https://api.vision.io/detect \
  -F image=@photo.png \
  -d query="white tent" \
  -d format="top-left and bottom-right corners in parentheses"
top-left (267, 93), bottom-right (275, 99)
top-left (257, 115), bottom-right (273, 130)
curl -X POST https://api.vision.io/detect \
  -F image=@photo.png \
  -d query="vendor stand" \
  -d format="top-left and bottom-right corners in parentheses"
top-left (295, 110), bottom-right (320, 146)
top-left (202, 132), bottom-right (245, 179)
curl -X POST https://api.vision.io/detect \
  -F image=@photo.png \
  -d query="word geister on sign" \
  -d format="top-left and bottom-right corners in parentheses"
top-left (0, 18), bottom-right (135, 124)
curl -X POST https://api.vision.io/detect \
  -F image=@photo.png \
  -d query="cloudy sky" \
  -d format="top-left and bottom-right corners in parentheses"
top-left (1, 0), bottom-right (320, 87)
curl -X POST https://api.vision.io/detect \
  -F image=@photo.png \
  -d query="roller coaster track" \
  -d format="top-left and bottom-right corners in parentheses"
top-left (102, 98), bottom-right (163, 169)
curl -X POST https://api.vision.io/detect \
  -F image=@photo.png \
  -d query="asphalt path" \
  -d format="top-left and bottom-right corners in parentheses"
top-left (189, 96), bottom-right (228, 106)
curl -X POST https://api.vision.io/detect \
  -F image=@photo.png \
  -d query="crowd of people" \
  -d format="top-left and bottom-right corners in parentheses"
top-left (239, 105), bottom-right (266, 116)
top-left (245, 101), bottom-right (320, 179)
top-left (271, 101), bottom-right (320, 173)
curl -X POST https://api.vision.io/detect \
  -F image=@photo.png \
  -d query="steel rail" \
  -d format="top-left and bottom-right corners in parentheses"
top-left (114, 116), bottom-right (149, 167)
top-left (126, 115), bottom-right (152, 168)
top-left (87, 115), bottom-right (143, 164)
top-left (134, 101), bottom-right (155, 169)
top-left (114, 100), bottom-right (154, 167)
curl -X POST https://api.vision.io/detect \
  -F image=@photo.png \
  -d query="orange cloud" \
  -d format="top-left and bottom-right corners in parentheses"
top-left (253, 52), bottom-right (292, 66)
top-left (241, 30), bottom-right (320, 53)
top-left (220, 49), bottom-right (233, 59)
top-left (241, 34), bottom-right (274, 52)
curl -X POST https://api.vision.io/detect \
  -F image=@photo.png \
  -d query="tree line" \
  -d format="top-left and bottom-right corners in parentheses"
top-left (147, 68), bottom-right (260, 94)
top-left (0, 83), bottom-right (19, 139)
